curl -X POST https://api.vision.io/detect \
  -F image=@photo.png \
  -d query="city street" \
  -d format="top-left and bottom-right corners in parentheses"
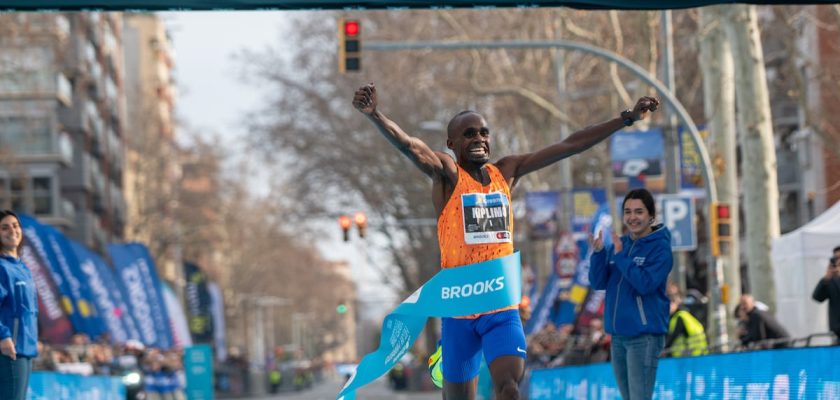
top-left (254, 377), bottom-right (441, 400)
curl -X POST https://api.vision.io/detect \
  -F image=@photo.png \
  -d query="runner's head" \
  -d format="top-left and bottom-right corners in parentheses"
top-left (447, 110), bottom-right (490, 166)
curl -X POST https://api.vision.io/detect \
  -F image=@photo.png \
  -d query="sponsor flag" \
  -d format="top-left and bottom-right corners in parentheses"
top-left (161, 282), bottom-right (192, 349)
top-left (19, 214), bottom-right (104, 338)
top-left (183, 262), bottom-right (214, 344)
top-left (20, 242), bottom-right (73, 344)
top-left (70, 241), bottom-right (142, 343)
top-left (108, 243), bottom-right (174, 349)
top-left (207, 282), bottom-right (227, 361)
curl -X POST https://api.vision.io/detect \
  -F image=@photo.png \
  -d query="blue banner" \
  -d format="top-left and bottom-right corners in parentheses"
top-left (184, 344), bottom-right (214, 400)
top-left (18, 214), bottom-right (103, 338)
top-left (529, 346), bottom-right (840, 399)
top-left (20, 242), bottom-right (74, 344)
top-left (27, 371), bottom-right (125, 400)
top-left (70, 241), bottom-right (142, 343)
top-left (108, 243), bottom-right (174, 349)
top-left (337, 253), bottom-right (522, 400)
top-left (611, 129), bottom-right (665, 192)
top-left (525, 191), bottom-right (560, 239)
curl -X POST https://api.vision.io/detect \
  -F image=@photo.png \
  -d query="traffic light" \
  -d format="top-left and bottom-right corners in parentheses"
top-left (710, 202), bottom-right (733, 256)
top-left (354, 211), bottom-right (367, 239)
top-left (336, 302), bottom-right (348, 314)
top-left (339, 215), bottom-right (351, 242)
top-left (338, 18), bottom-right (361, 73)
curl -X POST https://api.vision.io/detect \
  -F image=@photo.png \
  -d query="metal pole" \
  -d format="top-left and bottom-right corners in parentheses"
top-left (661, 10), bottom-right (688, 295)
top-left (555, 49), bottom-right (574, 233)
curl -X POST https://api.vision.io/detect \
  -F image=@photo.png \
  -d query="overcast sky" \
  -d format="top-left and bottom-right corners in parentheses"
top-left (162, 11), bottom-right (398, 317)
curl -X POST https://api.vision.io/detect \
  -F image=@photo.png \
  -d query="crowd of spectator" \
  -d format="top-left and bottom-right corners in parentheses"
top-left (33, 334), bottom-right (186, 400)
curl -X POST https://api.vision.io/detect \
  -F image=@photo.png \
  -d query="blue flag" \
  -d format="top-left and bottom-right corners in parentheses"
top-left (108, 243), bottom-right (174, 349)
top-left (70, 241), bottom-right (142, 343)
top-left (337, 252), bottom-right (521, 400)
top-left (18, 214), bottom-right (104, 338)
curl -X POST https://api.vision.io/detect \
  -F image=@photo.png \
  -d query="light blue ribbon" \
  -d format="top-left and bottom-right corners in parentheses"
top-left (337, 252), bottom-right (522, 400)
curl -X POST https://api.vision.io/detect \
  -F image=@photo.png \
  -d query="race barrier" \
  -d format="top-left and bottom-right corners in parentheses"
top-left (27, 371), bottom-right (125, 400)
top-left (530, 345), bottom-right (840, 399)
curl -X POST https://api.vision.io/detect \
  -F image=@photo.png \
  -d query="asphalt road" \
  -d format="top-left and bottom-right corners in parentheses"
top-left (252, 377), bottom-right (442, 400)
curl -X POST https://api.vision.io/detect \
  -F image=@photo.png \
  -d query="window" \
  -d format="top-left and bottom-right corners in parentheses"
top-left (32, 176), bottom-right (52, 214)
top-left (0, 175), bottom-right (55, 216)
top-left (0, 116), bottom-right (53, 155)
top-left (10, 177), bottom-right (25, 212)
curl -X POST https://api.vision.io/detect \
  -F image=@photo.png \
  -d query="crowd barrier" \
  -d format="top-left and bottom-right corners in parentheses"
top-left (529, 345), bottom-right (840, 399)
top-left (27, 371), bottom-right (125, 400)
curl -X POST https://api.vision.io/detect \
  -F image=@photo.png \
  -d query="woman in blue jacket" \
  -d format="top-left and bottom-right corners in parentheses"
top-left (0, 210), bottom-right (37, 400)
top-left (589, 189), bottom-right (672, 400)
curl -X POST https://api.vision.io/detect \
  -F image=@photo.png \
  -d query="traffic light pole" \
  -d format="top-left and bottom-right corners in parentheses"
top-left (364, 38), bottom-right (727, 347)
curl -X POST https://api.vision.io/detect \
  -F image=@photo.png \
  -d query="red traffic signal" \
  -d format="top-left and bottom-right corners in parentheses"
top-left (338, 17), bottom-right (361, 73)
top-left (716, 204), bottom-right (731, 219)
top-left (344, 20), bottom-right (360, 37)
top-left (710, 202), bottom-right (733, 256)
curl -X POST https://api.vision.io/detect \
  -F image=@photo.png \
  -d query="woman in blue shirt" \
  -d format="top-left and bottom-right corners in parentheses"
top-left (589, 189), bottom-right (673, 400)
top-left (0, 210), bottom-right (38, 400)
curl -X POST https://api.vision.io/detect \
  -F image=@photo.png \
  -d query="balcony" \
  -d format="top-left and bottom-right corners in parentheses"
top-left (0, 48), bottom-right (74, 105)
top-left (0, 115), bottom-right (73, 165)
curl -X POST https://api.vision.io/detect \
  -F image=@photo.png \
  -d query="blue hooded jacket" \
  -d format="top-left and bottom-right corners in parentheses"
top-left (589, 225), bottom-right (673, 337)
top-left (0, 254), bottom-right (39, 357)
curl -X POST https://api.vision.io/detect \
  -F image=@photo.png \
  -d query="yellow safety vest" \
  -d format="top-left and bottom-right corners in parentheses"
top-left (669, 310), bottom-right (708, 357)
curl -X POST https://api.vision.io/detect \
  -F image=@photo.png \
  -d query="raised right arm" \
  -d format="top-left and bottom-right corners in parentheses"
top-left (353, 83), bottom-right (446, 177)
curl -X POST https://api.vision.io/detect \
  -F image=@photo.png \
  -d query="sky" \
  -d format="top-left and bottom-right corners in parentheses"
top-left (162, 11), bottom-right (398, 319)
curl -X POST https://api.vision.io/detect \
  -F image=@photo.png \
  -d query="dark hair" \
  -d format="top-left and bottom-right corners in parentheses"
top-left (622, 188), bottom-right (655, 216)
top-left (0, 209), bottom-right (24, 254)
top-left (446, 109), bottom-right (479, 138)
top-left (833, 246), bottom-right (840, 254)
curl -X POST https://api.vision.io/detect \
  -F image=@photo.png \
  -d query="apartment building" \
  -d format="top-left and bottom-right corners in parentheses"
top-left (0, 13), bottom-right (126, 252)
top-left (122, 13), bottom-right (182, 283)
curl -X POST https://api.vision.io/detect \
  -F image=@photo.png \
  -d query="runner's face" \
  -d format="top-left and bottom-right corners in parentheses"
top-left (448, 113), bottom-right (490, 165)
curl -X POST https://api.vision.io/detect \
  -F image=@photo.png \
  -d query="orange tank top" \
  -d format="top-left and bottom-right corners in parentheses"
top-left (438, 163), bottom-right (517, 317)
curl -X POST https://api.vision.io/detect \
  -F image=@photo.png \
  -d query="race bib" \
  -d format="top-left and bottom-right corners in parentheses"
top-left (461, 192), bottom-right (511, 244)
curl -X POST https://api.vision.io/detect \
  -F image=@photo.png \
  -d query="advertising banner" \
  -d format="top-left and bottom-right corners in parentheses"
top-left (108, 243), bottom-right (173, 349)
top-left (19, 214), bottom-right (103, 338)
top-left (530, 346), bottom-right (840, 399)
top-left (161, 282), bottom-right (193, 349)
top-left (70, 241), bottom-right (142, 343)
top-left (183, 262), bottom-right (214, 344)
top-left (20, 242), bottom-right (73, 344)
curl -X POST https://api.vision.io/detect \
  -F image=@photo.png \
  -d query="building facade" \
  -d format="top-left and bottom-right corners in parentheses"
top-left (0, 13), bottom-right (127, 252)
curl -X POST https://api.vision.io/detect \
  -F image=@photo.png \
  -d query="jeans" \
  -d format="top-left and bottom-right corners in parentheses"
top-left (0, 355), bottom-right (32, 400)
top-left (610, 334), bottom-right (665, 400)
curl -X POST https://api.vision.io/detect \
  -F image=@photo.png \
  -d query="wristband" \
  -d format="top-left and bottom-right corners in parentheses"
top-left (620, 109), bottom-right (635, 126)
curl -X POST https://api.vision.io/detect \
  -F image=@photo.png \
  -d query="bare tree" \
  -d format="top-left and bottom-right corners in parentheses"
top-left (723, 4), bottom-right (780, 310)
top-left (699, 5), bottom-right (740, 346)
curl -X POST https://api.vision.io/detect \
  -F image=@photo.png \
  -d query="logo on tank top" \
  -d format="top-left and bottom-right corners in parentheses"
top-left (461, 192), bottom-right (512, 245)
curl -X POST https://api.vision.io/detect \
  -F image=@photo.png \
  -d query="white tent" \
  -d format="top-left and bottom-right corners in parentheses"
top-left (772, 200), bottom-right (840, 340)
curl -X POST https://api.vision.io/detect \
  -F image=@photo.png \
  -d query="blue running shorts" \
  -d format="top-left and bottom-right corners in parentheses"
top-left (440, 309), bottom-right (527, 383)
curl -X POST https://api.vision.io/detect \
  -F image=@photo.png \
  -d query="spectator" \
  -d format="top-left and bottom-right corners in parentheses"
top-left (735, 294), bottom-right (790, 349)
top-left (812, 245), bottom-right (840, 343)
top-left (665, 292), bottom-right (708, 357)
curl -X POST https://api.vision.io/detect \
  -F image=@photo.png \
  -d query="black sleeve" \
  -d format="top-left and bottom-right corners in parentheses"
top-left (813, 278), bottom-right (829, 302)
top-left (665, 315), bottom-right (685, 349)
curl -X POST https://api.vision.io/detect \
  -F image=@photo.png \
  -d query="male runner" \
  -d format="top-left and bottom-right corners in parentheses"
top-left (353, 83), bottom-right (658, 400)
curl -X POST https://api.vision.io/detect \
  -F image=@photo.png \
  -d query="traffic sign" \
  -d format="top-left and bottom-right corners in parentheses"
top-left (660, 194), bottom-right (697, 251)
